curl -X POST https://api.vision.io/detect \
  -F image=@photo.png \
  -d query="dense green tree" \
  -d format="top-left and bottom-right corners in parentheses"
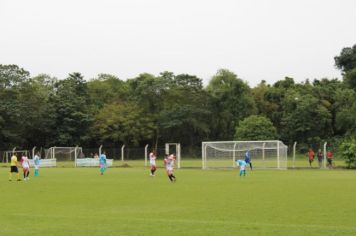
top-left (49, 73), bottom-right (93, 146)
top-left (335, 44), bottom-right (356, 90)
top-left (127, 73), bottom-right (167, 147)
top-left (94, 101), bottom-right (155, 146)
top-left (87, 74), bottom-right (128, 110)
top-left (207, 69), bottom-right (256, 140)
top-left (281, 92), bottom-right (332, 145)
top-left (344, 68), bottom-right (356, 90)
top-left (16, 74), bottom-right (56, 147)
top-left (234, 115), bottom-right (277, 140)
top-left (334, 88), bottom-right (356, 137)
top-left (2, 48), bottom-right (356, 153)
top-left (158, 73), bottom-right (211, 146)
top-left (0, 65), bottom-right (30, 148)
top-left (334, 44), bottom-right (356, 73)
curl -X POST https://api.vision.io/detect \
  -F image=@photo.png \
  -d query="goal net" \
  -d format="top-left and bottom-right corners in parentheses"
top-left (45, 147), bottom-right (83, 167)
top-left (202, 140), bottom-right (288, 170)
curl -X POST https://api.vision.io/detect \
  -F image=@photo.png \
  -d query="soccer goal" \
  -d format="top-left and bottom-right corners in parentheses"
top-left (202, 140), bottom-right (288, 170)
top-left (165, 143), bottom-right (181, 169)
top-left (45, 146), bottom-right (83, 167)
top-left (2, 149), bottom-right (30, 163)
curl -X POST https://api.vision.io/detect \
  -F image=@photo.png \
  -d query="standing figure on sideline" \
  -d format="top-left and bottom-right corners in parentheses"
top-left (164, 154), bottom-right (176, 182)
top-left (99, 151), bottom-right (107, 175)
top-left (33, 152), bottom-right (40, 177)
top-left (244, 149), bottom-right (252, 171)
top-left (327, 150), bottom-right (333, 169)
top-left (21, 154), bottom-right (30, 181)
top-left (9, 153), bottom-right (20, 181)
top-left (307, 149), bottom-right (315, 167)
top-left (149, 151), bottom-right (157, 176)
top-left (236, 159), bottom-right (247, 177)
top-left (317, 149), bottom-right (323, 168)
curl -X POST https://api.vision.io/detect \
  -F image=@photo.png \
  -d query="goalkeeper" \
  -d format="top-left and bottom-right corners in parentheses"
top-left (244, 150), bottom-right (253, 170)
top-left (99, 151), bottom-right (107, 175)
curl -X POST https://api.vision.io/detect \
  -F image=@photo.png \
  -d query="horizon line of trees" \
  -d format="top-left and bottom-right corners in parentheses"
top-left (1, 44), bottom-right (356, 152)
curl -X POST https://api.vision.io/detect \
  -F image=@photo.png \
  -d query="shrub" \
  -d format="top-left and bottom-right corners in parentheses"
top-left (339, 139), bottom-right (356, 168)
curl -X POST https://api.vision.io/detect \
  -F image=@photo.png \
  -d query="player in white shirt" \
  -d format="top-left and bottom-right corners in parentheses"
top-left (21, 154), bottom-right (30, 181)
top-left (164, 154), bottom-right (176, 182)
top-left (149, 151), bottom-right (157, 176)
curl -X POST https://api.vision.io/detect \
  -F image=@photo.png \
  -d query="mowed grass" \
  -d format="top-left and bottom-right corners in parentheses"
top-left (1, 167), bottom-right (356, 236)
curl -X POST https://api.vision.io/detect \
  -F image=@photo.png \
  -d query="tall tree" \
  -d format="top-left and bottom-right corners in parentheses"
top-left (87, 74), bottom-right (128, 110)
top-left (335, 44), bottom-right (356, 89)
top-left (0, 65), bottom-right (30, 148)
top-left (49, 73), bottom-right (92, 146)
top-left (94, 101), bottom-right (155, 146)
top-left (207, 69), bottom-right (256, 140)
top-left (16, 74), bottom-right (56, 147)
top-left (158, 73), bottom-right (211, 146)
top-left (234, 115), bottom-right (277, 140)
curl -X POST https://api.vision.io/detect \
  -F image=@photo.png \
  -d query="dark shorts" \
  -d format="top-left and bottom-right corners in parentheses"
top-left (327, 159), bottom-right (332, 164)
top-left (10, 166), bottom-right (18, 173)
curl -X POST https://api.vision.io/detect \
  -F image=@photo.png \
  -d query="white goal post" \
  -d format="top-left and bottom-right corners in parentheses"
top-left (2, 149), bottom-right (30, 163)
top-left (45, 146), bottom-right (83, 167)
top-left (202, 140), bottom-right (288, 170)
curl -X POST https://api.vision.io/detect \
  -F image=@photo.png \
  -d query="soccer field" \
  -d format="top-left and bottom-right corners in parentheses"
top-left (1, 167), bottom-right (356, 236)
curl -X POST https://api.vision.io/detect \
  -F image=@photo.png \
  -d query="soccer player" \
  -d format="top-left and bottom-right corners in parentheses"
top-left (327, 150), bottom-right (333, 169)
top-left (9, 153), bottom-right (20, 181)
top-left (307, 149), bottom-right (315, 167)
top-left (164, 154), bottom-right (176, 182)
top-left (317, 149), bottom-right (323, 168)
top-left (236, 159), bottom-right (247, 177)
top-left (244, 149), bottom-right (252, 171)
top-left (99, 151), bottom-right (107, 175)
top-left (149, 151), bottom-right (157, 176)
top-left (33, 152), bottom-right (40, 177)
top-left (21, 154), bottom-right (30, 181)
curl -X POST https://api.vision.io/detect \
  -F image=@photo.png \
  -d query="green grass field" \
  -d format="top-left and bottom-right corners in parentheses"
top-left (1, 166), bottom-right (356, 236)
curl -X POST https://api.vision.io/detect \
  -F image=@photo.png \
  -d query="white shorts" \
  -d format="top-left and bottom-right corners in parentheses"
top-left (34, 165), bottom-right (39, 170)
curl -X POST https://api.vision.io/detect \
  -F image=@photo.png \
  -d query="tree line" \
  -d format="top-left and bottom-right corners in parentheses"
top-left (1, 44), bottom-right (355, 152)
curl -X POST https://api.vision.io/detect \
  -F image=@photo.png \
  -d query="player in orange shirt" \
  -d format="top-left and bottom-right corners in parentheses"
top-left (307, 149), bottom-right (315, 167)
top-left (327, 150), bottom-right (333, 169)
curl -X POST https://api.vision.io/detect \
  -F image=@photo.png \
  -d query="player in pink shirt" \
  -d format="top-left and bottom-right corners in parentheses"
top-left (21, 154), bottom-right (30, 181)
top-left (149, 151), bottom-right (157, 176)
top-left (164, 154), bottom-right (176, 182)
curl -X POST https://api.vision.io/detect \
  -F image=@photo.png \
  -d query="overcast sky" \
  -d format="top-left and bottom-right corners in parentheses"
top-left (1, 0), bottom-right (355, 86)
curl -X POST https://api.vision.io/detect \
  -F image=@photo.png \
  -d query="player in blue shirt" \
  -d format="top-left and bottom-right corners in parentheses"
top-left (99, 151), bottom-right (107, 175)
top-left (244, 150), bottom-right (253, 171)
top-left (236, 160), bottom-right (247, 177)
top-left (33, 152), bottom-right (40, 177)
